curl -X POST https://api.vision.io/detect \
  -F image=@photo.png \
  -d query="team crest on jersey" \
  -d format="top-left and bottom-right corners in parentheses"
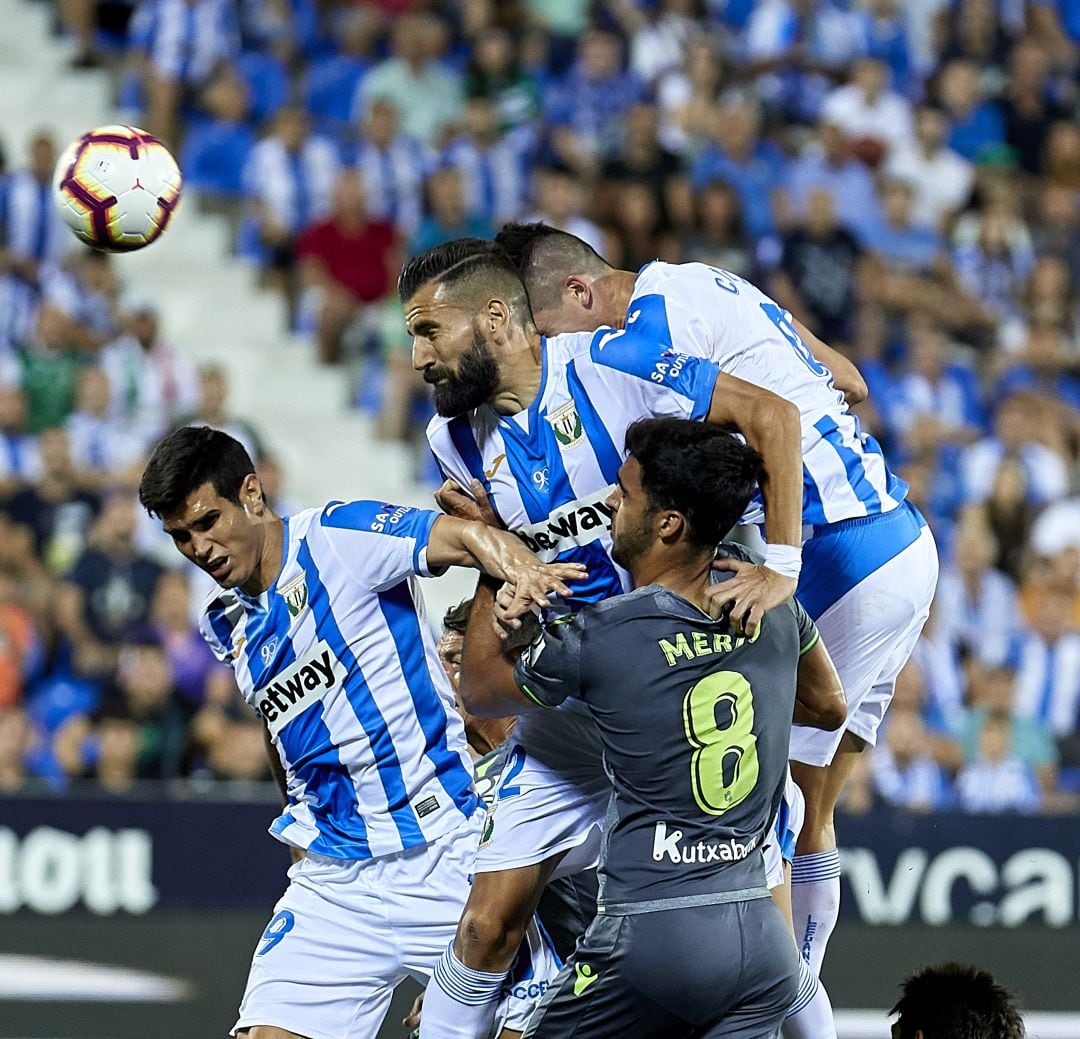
top-left (281, 575), bottom-right (308, 619)
top-left (546, 401), bottom-right (585, 450)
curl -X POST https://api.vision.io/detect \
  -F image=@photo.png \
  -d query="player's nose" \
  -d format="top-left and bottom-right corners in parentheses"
top-left (411, 338), bottom-right (434, 372)
top-left (604, 487), bottom-right (619, 511)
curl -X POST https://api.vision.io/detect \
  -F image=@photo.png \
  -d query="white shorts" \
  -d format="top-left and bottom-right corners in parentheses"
top-left (790, 507), bottom-right (939, 767)
top-left (763, 770), bottom-right (804, 890)
top-left (475, 704), bottom-right (610, 878)
top-left (502, 915), bottom-right (565, 1033)
top-left (232, 811), bottom-right (483, 1039)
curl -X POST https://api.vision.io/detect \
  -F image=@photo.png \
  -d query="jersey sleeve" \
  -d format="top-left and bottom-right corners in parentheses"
top-left (320, 500), bottom-right (442, 589)
top-left (792, 599), bottom-right (820, 656)
top-left (513, 613), bottom-right (586, 708)
top-left (587, 322), bottom-right (719, 423)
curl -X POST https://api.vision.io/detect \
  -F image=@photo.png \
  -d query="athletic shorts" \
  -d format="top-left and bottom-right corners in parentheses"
top-left (790, 504), bottom-right (939, 767)
top-left (232, 812), bottom-right (482, 1039)
top-left (523, 898), bottom-right (799, 1039)
top-left (763, 770), bottom-right (804, 890)
top-left (475, 704), bottom-right (610, 878)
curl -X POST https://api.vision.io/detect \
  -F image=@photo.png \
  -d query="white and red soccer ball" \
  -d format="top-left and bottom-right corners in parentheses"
top-left (53, 125), bottom-right (182, 252)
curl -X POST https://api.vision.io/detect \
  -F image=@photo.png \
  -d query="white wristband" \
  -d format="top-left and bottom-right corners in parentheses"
top-left (764, 543), bottom-right (802, 580)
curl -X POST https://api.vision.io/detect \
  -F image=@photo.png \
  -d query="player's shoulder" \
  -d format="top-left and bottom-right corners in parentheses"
top-left (545, 329), bottom-right (602, 362)
top-left (580, 585), bottom-right (667, 625)
top-left (198, 585), bottom-right (245, 655)
top-left (318, 499), bottom-right (428, 536)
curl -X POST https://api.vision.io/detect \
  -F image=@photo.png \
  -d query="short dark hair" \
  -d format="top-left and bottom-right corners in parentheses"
top-left (495, 222), bottom-right (612, 312)
top-left (397, 238), bottom-right (533, 328)
top-left (624, 418), bottom-right (762, 551)
top-left (442, 598), bottom-right (472, 636)
top-left (139, 426), bottom-right (256, 519)
top-left (892, 964), bottom-right (1025, 1039)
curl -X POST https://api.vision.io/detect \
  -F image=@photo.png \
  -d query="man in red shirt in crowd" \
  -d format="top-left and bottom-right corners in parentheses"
top-left (297, 171), bottom-right (401, 364)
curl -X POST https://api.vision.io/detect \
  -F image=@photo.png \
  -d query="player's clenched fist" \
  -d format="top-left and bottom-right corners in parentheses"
top-left (434, 478), bottom-right (502, 528)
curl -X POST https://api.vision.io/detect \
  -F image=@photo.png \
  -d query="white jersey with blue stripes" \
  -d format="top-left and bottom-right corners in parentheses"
top-left (427, 329), bottom-right (719, 608)
top-left (198, 502), bottom-right (477, 861)
top-left (629, 261), bottom-right (907, 528)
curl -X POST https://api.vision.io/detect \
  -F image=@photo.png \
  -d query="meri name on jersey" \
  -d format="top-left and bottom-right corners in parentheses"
top-left (255, 640), bottom-right (346, 737)
top-left (512, 487), bottom-right (615, 562)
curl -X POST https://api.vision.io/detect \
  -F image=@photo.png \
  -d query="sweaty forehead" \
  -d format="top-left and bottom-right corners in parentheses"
top-left (162, 482), bottom-right (224, 532)
top-left (403, 282), bottom-right (472, 332)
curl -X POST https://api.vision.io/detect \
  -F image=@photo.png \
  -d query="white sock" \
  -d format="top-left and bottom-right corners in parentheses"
top-left (784, 957), bottom-right (837, 1039)
top-left (790, 849), bottom-right (841, 977)
top-left (419, 943), bottom-right (506, 1039)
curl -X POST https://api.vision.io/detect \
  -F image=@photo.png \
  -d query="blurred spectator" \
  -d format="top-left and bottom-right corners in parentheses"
top-left (35, 248), bottom-right (118, 354)
top-left (545, 28), bottom-right (644, 175)
top-left (656, 36), bottom-right (728, 158)
top-left (1012, 587), bottom-right (1080, 738)
top-left (853, 0), bottom-right (913, 94)
top-left (863, 178), bottom-right (942, 274)
top-left (876, 318), bottom-right (985, 458)
top-left (179, 67), bottom-right (255, 203)
top-left (243, 107), bottom-right (341, 326)
top-left (622, 0), bottom-right (699, 86)
top-left (690, 99), bottom-right (784, 245)
top-left (465, 27), bottom-right (541, 132)
top-left (188, 665), bottom-right (268, 781)
top-left (0, 131), bottom-right (68, 351)
top-left (355, 13), bottom-right (464, 147)
top-left (0, 386), bottom-right (41, 498)
top-left (938, 0), bottom-right (1015, 75)
top-left (100, 299), bottom-right (199, 449)
top-left (7, 427), bottom-right (98, 574)
top-left (935, 58), bottom-right (1007, 163)
top-left (961, 392), bottom-right (1068, 507)
top-left (953, 203), bottom-right (1035, 327)
top-left (410, 167), bottom-right (494, 256)
top-left (1033, 183), bottom-right (1080, 284)
top-left (296, 172), bottom-right (400, 365)
top-left (961, 664), bottom-right (1058, 794)
top-left (601, 104), bottom-right (685, 222)
top-left (999, 37), bottom-right (1072, 177)
top-left (303, 7), bottom-right (379, 138)
top-left (771, 188), bottom-right (864, 347)
top-left (0, 569), bottom-right (39, 710)
top-left (54, 631), bottom-right (192, 789)
top-left (743, 0), bottom-right (865, 123)
top-left (608, 179), bottom-right (680, 271)
top-left (126, 0), bottom-right (241, 147)
top-left (1043, 121), bottom-right (1080, 194)
top-left (0, 706), bottom-right (35, 791)
top-left (820, 57), bottom-right (914, 161)
top-left (64, 367), bottom-right (144, 488)
top-left (527, 165), bottom-right (607, 256)
top-left (354, 98), bottom-right (425, 240)
top-left (55, 493), bottom-right (162, 677)
top-left (150, 570), bottom-right (217, 706)
top-left (57, 0), bottom-right (135, 68)
top-left (779, 119), bottom-right (882, 243)
top-left (440, 99), bottom-right (535, 226)
top-left (681, 180), bottom-right (754, 277)
top-left (872, 707), bottom-right (953, 811)
top-left (934, 522), bottom-right (1018, 668)
top-left (180, 364), bottom-right (263, 460)
top-left (955, 713), bottom-right (1042, 812)
top-left (885, 104), bottom-right (975, 232)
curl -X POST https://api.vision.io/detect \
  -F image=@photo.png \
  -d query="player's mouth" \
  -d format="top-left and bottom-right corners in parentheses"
top-left (206, 556), bottom-right (230, 581)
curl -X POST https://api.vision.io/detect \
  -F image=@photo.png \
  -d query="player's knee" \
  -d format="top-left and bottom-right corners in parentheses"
top-left (457, 904), bottom-right (528, 967)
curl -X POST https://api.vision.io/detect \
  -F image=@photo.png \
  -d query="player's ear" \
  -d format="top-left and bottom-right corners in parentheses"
top-left (565, 275), bottom-right (591, 307)
top-left (241, 473), bottom-right (266, 516)
top-left (658, 509), bottom-right (685, 543)
top-left (484, 297), bottom-right (511, 338)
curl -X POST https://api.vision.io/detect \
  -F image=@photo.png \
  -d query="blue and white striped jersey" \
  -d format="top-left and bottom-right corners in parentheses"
top-left (0, 171), bottom-right (69, 264)
top-left (355, 135), bottom-right (426, 237)
top-left (428, 330), bottom-right (719, 608)
top-left (199, 501), bottom-right (477, 860)
top-left (628, 262), bottom-right (908, 528)
top-left (439, 126), bottom-right (536, 225)
top-left (242, 135), bottom-right (341, 234)
top-left (129, 0), bottom-right (240, 86)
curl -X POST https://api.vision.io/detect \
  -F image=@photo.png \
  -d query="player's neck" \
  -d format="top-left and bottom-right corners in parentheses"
top-left (634, 551), bottom-right (716, 614)
top-left (593, 269), bottom-right (638, 328)
top-left (240, 514), bottom-right (285, 597)
top-left (490, 329), bottom-right (543, 415)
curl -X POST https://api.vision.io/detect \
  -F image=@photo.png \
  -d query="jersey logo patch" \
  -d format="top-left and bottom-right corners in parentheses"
top-left (573, 963), bottom-right (599, 996)
top-left (484, 453), bottom-right (507, 478)
top-left (415, 795), bottom-right (439, 818)
top-left (514, 487), bottom-right (615, 563)
top-left (546, 401), bottom-right (585, 450)
top-left (281, 575), bottom-right (308, 619)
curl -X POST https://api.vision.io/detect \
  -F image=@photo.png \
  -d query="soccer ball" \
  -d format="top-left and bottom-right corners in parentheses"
top-left (53, 125), bottom-right (182, 252)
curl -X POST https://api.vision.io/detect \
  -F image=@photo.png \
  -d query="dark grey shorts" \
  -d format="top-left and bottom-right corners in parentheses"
top-left (522, 897), bottom-right (799, 1039)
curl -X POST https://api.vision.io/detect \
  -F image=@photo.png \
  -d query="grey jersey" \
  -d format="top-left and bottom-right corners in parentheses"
top-left (514, 555), bottom-right (819, 912)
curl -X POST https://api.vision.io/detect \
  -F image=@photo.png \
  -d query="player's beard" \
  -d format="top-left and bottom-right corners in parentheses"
top-left (427, 329), bottom-right (500, 418)
top-left (611, 509), bottom-right (655, 571)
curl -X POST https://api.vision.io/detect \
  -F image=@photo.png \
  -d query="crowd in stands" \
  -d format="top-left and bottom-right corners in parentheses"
top-left (4, 0), bottom-right (1080, 811)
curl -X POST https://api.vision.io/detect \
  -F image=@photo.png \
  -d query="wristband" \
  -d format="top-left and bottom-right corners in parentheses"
top-left (764, 543), bottom-right (802, 581)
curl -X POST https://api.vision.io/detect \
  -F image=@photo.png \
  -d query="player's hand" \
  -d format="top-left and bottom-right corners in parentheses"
top-left (403, 990), bottom-right (423, 1032)
top-left (493, 561), bottom-right (588, 636)
top-left (434, 478), bottom-right (503, 528)
top-left (705, 559), bottom-right (796, 636)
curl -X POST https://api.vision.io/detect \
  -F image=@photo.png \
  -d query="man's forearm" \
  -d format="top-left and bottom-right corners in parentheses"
top-left (459, 577), bottom-right (527, 717)
top-left (263, 726), bottom-right (289, 806)
top-left (457, 522), bottom-right (532, 583)
top-left (744, 397), bottom-right (804, 549)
